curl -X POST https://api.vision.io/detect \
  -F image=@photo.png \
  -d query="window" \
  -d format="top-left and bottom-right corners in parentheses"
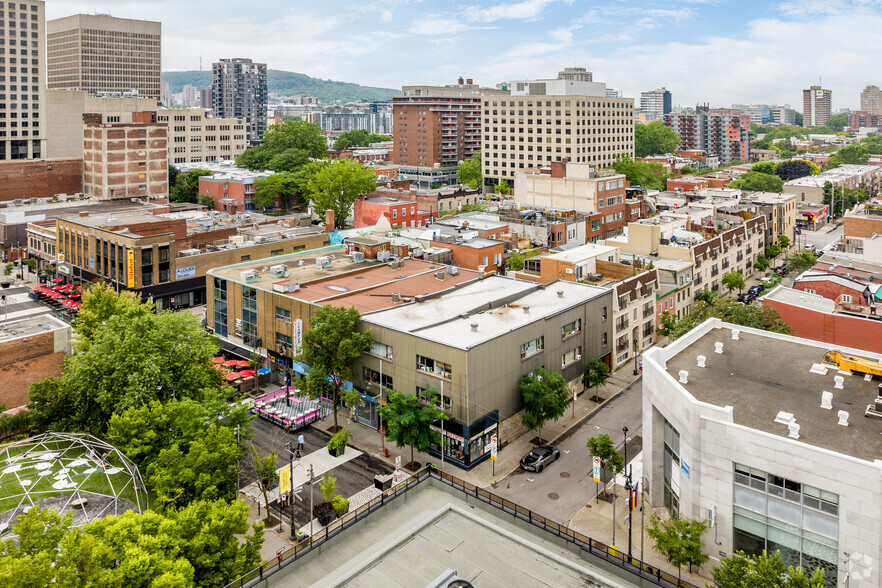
top-left (369, 341), bottom-right (393, 359)
top-left (417, 386), bottom-right (451, 410)
top-left (561, 346), bottom-right (582, 367)
top-left (520, 336), bottom-right (544, 359)
top-left (561, 318), bottom-right (582, 339)
top-left (416, 355), bottom-right (451, 379)
top-left (804, 288), bottom-right (816, 295)
top-left (275, 307), bottom-right (291, 323)
top-left (213, 278), bottom-right (228, 337)
top-left (140, 247), bottom-right (153, 287)
top-left (841, 294), bottom-right (853, 303)
top-left (363, 366), bottom-right (393, 390)
top-left (601, 306), bottom-right (608, 321)
top-left (275, 332), bottom-right (292, 347)
top-left (158, 245), bottom-right (170, 283)
top-left (663, 418), bottom-right (680, 518)
top-left (242, 286), bottom-right (258, 346)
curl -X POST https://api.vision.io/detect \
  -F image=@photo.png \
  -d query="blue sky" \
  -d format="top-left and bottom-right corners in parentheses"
top-left (48, 0), bottom-right (882, 109)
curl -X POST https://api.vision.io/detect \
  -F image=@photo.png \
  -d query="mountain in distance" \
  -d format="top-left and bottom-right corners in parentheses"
top-left (162, 70), bottom-right (398, 103)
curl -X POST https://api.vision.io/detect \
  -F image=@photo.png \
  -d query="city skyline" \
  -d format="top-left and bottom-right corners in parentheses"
top-left (46, 0), bottom-right (882, 109)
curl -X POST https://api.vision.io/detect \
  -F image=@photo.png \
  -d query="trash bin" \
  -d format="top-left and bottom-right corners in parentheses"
top-left (374, 474), bottom-right (393, 491)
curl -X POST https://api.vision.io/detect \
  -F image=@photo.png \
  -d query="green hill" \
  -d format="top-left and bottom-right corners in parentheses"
top-left (162, 70), bottom-right (397, 103)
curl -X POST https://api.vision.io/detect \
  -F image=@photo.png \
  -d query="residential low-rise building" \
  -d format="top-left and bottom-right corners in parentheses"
top-left (746, 191), bottom-right (798, 244)
top-left (510, 243), bottom-right (619, 283)
top-left (195, 163), bottom-right (276, 213)
top-left (353, 194), bottom-right (432, 229)
top-left (784, 165), bottom-right (882, 205)
top-left (608, 267), bottom-right (659, 370)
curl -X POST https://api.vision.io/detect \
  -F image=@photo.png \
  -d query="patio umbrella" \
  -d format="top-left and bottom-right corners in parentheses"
top-left (222, 359), bottom-right (239, 367)
top-left (257, 368), bottom-right (271, 375)
top-left (50, 278), bottom-right (63, 283)
top-left (211, 357), bottom-right (226, 364)
top-left (234, 360), bottom-right (250, 368)
top-left (225, 372), bottom-right (242, 381)
top-left (49, 292), bottom-right (64, 299)
top-left (238, 370), bottom-right (256, 378)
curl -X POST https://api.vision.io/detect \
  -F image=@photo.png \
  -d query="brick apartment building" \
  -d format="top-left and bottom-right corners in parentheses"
top-left (198, 167), bottom-right (275, 212)
top-left (353, 193), bottom-right (433, 229)
top-left (0, 160), bottom-right (83, 202)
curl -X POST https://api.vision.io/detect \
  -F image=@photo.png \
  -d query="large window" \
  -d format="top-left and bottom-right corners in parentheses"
top-left (520, 336), bottom-right (544, 359)
top-left (663, 418), bottom-right (680, 518)
top-left (417, 386), bottom-right (451, 410)
top-left (275, 332), bottom-right (292, 347)
top-left (242, 286), bottom-right (258, 346)
top-left (561, 318), bottom-right (582, 339)
top-left (213, 278), bottom-right (228, 337)
top-left (416, 355), bottom-right (451, 379)
top-left (275, 307), bottom-right (291, 323)
top-left (561, 347), bottom-right (582, 368)
top-left (363, 366), bottom-right (393, 390)
top-left (158, 245), bottom-right (170, 283)
top-left (369, 341), bottom-right (393, 359)
top-left (141, 247), bottom-right (153, 287)
top-left (733, 464), bottom-right (838, 586)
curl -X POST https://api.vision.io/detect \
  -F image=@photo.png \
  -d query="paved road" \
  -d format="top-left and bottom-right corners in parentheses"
top-left (801, 224), bottom-right (843, 252)
top-left (492, 378), bottom-right (643, 526)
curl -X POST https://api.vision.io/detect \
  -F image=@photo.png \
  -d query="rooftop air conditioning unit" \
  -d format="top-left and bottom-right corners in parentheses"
top-left (447, 266), bottom-right (458, 275)
top-left (272, 282), bottom-right (300, 293)
top-left (351, 251), bottom-right (365, 262)
top-left (269, 264), bottom-right (288, 277)
top-left (240, 269), bottom-right (259, 282)
top-left (478, 265), bottom-right (487, 273)
top-left (254, 236), bottom-right (267, 244)
top-left (316, 256), bottom-right (332, 268)
top-left (377, 250), bottom-right (392, 262)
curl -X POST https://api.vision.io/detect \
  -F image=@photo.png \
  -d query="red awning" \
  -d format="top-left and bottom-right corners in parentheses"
top-left (211, 357), bottom-right (226, 364)
top-left (222, 359), bottom-right (239, 367)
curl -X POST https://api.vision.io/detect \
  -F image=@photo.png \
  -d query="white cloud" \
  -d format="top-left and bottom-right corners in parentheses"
top-left (463, 0), bottom-right (556, 23)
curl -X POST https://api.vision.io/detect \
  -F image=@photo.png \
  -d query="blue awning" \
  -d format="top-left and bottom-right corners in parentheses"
top-left (291, 360), bottom-right (309, 375)
top-left (257, 368), bottom-right (271, 375)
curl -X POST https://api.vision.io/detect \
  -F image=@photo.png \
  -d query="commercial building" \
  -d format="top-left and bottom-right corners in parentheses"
top-left (741, 104), bottom-right (772, 126)
top-left (663, 107), bottom-right (750, 164)
top-left (770, 105), bottom-right (797, 126)
top-left (860, 85), bottom-right (881, 115)
top-left (392, 78), bottom-right (506, 169)
top-left (212, 58), bottom-right (267, 144)
top-left (482, 70), bottom-right (635, 186)
top-left (803, 85), bottom-right (832, 128)
top-left (46, 14), bottom-right (161, 100)
top-left (156, 108), bottom-right (247, 166)
top-left (0, 0), bottom-right (45, 161)
top-left (358, 277), bottom-right (613, 468)
top-left (784, 165), bottom-right (881, 205)
top-left (639, 88), bottom-right (672, 121)
top-left (643, 318), bottom-right (882, 585)
top-left (848, 111), bottom-right (882, 130)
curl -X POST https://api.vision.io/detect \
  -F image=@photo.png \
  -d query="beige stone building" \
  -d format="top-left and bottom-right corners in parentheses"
top-left (482, 71), bottom-right (634, 186)
top-left (47, 14), bottom-right (161, 99)
top-left (748, 191), bottom-right (797, 244)
top-left (157, 108), bottom-right (247, 166)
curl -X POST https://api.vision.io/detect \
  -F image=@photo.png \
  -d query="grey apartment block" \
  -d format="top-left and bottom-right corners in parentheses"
top-left (212, 58), bottom-right (267, 144)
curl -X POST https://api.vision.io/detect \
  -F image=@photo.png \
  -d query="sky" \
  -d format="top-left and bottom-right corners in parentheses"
top-left (46, 0), bottom-right (882, 110)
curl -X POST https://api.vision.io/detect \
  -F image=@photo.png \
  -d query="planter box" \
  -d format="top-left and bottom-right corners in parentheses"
top-left (328, 445), bottom-right (345, 457)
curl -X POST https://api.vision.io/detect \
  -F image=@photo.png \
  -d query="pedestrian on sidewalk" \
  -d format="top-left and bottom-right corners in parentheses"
top-left (298, 433), bottom-right (304, 454)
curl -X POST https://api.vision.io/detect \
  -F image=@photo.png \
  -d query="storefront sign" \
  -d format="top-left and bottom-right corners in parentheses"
top-left (431, 425), bottom-right (464, 443)
top-left (469, 422), bottom-right (497, 442)
top-left (127, 250), bottom-right (135, 288)
top-left (57, 253), bottom-right (65, 263)
top-left (681, 460), bottom-right (690, 478)
top-left (293, 318), bottom-right (303, 355)
top-left (235, 318), bottom-right (243, 337)
top-left (57, 265), bottom-right (71, 275)
top-left (395, 456), bottom-right (401, 470)
top-left (592, 456), bottom-right (601, 483)
top-left (176, 265), bottom-right (196, 280)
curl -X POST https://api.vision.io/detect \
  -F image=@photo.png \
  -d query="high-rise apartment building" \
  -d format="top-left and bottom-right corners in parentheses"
top-left (211, 58), bottom-right (268, 144)
top-left (663, 107), bottom-right (750, 163)
top-left (640, 88), bottom-right (672, 121)
top-left (860, 85), bottom-right (882, 115)
top-left (0, 0), bottom-right (45, 161)
top-left (392, 77), bottom-right (507, 168)
top-left (803, 85), bottom-right (832, 127)
top-left (46, 14), bottom-right (161, 99)
top-left (482, 70), bottom-right (635, 186)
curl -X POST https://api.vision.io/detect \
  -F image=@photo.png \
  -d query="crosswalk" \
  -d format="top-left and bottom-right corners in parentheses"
top-left (0, 285), bottom-right (54, 323)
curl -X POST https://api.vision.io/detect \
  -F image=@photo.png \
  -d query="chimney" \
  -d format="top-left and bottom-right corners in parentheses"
top-left (466, 78), bottom-right (473, 85)
top-left (550, 160), bottom-right (567, 178)
top-left (458, 76), bottom-right (464, 85)
top-left (471, 323), bottom-right (478, 332)
top-left (461, 220), bottom-right (469, 229)
top-left (324, 209), bottom-right (335, 233)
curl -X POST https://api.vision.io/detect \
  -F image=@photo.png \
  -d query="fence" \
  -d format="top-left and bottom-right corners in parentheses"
top-left (224, 467), bottom-right (699, 588)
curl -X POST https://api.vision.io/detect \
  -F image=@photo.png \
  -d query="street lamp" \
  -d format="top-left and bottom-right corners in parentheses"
top-left (623, 426), bottom-right (633, 560)
top-left (284, 441), bottom-right (296, 539)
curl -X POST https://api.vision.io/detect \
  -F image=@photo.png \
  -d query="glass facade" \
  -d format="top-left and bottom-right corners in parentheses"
top-left (663, 418), bottom-right (680, 518)
top-left (242, 286), bottom-right (258, 346)
top-left (733, 463), bottom-right (838, 587)
top-left (213, 278), bottom-right (228, 337)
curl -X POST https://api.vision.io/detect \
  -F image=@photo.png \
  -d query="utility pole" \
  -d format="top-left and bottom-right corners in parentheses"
top-left (287, 441), bottom-right (295, 539)
top-left (440, 379), bottom-right (445, 470)
top-left (308, 464), bottom-right (314, 539)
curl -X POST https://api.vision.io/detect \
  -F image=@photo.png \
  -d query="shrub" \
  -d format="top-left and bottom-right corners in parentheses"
top-left (332, 495), bottom-right (349, 517)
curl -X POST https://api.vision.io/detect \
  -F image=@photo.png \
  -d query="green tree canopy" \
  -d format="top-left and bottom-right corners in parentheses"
top-left (379, 391), bottom-right (448, 468)
top-left (664, 292), bottom-right (794, 340)
top-left (29, 293), bottom-right (225, 434)
top-left (611, 155), bottom-right (670, 191)
top-left (458, 151), bottom-right (482, 189)
top-left (711, 550), bottom-right (826, 588)
top-left (253, 172), bottom-right (299, 210)
top-left (519, 368), bottom-right (569, 441)
top-left (635, 122), bottom-right (680, 157)
top-left (722, 271), bottom-right (746, 296)
top-left (267, 148), bottom-right (312, 173)
top-left (749, 161), bottom-right (777, 175)
top-left (751, 125), bottom-right (807, 150)
top-left (298, 158), bottom-right (376, 229)
top-left (333, 130), bottom-right (391, 151)
top-left (582, 358), bottom-right (610, 390)
top-left (585, 433), bottom-right (623, 491)
top-left (646, 515), bottom-right (709, 578)
top-left (728, 171), bottom-right (783, 192)
top-left (755, 253), bottom-right (770, 272)
top-left (786, 250), bottom-right (818, 277)
top-left (772, 159), bottom-right (820, 181)
top-left (825, 144), bottom-right (870, 169)
top-left (497, 179), bottom-right (511, 195)
top-left (170, 169), bottom-right (212, 204)
top-left (300, 305), bottom-right (372, 428)
top-left (236, 120), bottom-right (327, 172)
top-left (72, 281), bottom-right (154, 347)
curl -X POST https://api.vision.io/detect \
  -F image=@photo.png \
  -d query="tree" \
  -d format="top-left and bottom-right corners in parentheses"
top-left (658, 311), bottom-right (677, 338)
top-left (755, 253), bottom-right (770, 273)
top-left (333, 130), bottom-right (391, 151)
top-left (778, 234), bottom-right (791, 249)
top-left (168, 164), bottom-right (180, 187)
top-left (611, 155), bottom-right (670, 191)
top-left (497, 179), bottom-right (511, 195)
top-left (458, 151), bottom-right (482, 189)
top-left (198, 193), bottom-right (215, 209)
top-left (300, 305), bottom-right (372, 429)
top-left (506, 251), bottom-right (525, 272)
top-left (586, 434), bottom-right (623, 500)
top-left (722, 271), bottom-right (746, 296)
top-left (772, 159), bottom-right (820, 181)
top-left (749, 161), bottom-right (777, 175)
top-left (635, 122), bottom-right (680, 157)
top-left (267, 148), bottom-right (311, 173)
top-left (664, 292), bottom-right (794, 340)
top-left (253, 172), bottom-right (299, 210)
top-left (519, 368), bottom-right (569, 443)
top-left (645, 515), bottom-right (709, 578)
top-left (712, 550), bottom-right (825, 588)
top-left (728, 171), bottom-right (783, 192)
top-left (379, 391), bottom-right (447, 469)
top-left (582, 359), bottom-right (609, 390)
top-left (299, 159), bottom-right (376, 229)
top-left (170, 168), bottom-right (212, 203)
top-left (786, 250), bottom-right (818, 277)
top-left (826, 112), bottom-right (849, 132)
top-left (826, 144), bottom-right (869, 169)
top-left (765, 243), bottom-right (782, 260)
top-left (0, 502), bottom-right (263, 587)
top-left (261, 119), bottom-right (327, 159)
top-left (29, 303), bottom-right (225, 434)
top-left (249, 444), bottom-right (278, 524)
top-left (235, 144), bottom-right (274, 170)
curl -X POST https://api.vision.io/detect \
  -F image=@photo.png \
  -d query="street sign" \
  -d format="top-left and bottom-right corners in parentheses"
top-left (490, 434), bottom-right (498, 461)
top-left (293, 486), bottom-right (303, 502)
top-left (592, 456), bottom-right (601, 483)
top-left (395, 455), bottom-right (401, 470)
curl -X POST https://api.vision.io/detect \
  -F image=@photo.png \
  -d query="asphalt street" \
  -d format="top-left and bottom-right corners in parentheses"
top-left (801, 224), bottom-right (843, 252)
top-left (492, 377), bottom-right (643, 526)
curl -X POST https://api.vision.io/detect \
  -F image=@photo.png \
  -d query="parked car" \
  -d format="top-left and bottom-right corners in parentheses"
top-left (748, 285), bottom-right (766, 297)
top-left (519, 445), bottom-right (560, 473)
top-left (774, 265), bottom-right (790, 276)
top-left (738, 292), bottom-right (757, 304)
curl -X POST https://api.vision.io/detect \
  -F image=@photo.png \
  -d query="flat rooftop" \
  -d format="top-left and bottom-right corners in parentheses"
top-left (271, 479), bottom-right (626, 588)
top-left (0, 315), bottom-right (69, 344)
top-left (664, 324), bottom-right (882, 462)
top-left (364, 278), bottom-right (608, 349)
top-left (543, 243), bottom-right (617, 262)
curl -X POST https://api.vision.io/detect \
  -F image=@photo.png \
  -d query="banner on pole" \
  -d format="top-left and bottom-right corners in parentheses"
top-left (279, 465), bottom-right (291, 495)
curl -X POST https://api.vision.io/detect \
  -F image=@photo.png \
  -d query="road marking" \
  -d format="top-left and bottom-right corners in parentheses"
top-left (527, 477), bottom-right (534, 482)
top-left (562, 449), bottom-right (570, 454)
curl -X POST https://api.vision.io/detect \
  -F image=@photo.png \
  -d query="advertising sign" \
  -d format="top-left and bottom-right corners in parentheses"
top-left (395, 455), bottom-right (401, 470)
top-left (279, 465), bottom-right (290, 495)
top-left (175, 265), bottom-right (196, 280)
top-left (293, 318), bottom-right (303, 355)
top-left (127, 250), bottom-right (135, 288)
top-left (490, 434), bottom-right (498, 461)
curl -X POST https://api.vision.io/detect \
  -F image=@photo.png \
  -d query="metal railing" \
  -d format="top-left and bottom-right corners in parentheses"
top-left (224, 468), bottom-right (699, 588)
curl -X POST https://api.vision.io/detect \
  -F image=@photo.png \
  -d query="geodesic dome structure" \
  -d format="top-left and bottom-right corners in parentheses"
top-left (0, 432), bottom-right (147, 534)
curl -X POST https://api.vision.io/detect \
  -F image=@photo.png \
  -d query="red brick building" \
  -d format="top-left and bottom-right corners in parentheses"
top-left (353, 194), bottom-right (433, 229)
top-left (0, 159), bottom-right (83, 203)
top-left (666, 176), bottom-right (709, 192)
top-left (791, 273), bottom-right (872, 309)
top-left (198, 170), bottom-right (274, 213)
top-left (430, 237), bottom-right (504, 274)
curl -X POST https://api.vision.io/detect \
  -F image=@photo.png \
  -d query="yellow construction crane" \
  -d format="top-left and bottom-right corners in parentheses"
top-left (823, 350), bottom-right (882, 377)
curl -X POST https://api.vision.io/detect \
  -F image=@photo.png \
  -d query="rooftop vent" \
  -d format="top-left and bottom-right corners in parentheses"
top-left (788, 421), bottom-right (800, 439)
top-left (714, 342), bottom-right (724, 354)
top-left (523, 306), bottom-right (530, 314)
top-left (838, 410), bottom-right (849, 426)
top-left (470, 323), bottom-right (478, 332)
top-left (834, 375), bottom-right (844, 390)
top-left (391, 293), bottom-right (400, 303)
top-left (557, 290), bottom-right (564, 298)
top-left (697, 355), bottom-right (706, 368)
top-left (678, 370), bottom-right (688, 384)
top-left (774, 411), bottom-right (794, 425)
top-left (820, 391), bottom-right (833, 410)
top-left (731, 329), bottom-right (740, 340)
